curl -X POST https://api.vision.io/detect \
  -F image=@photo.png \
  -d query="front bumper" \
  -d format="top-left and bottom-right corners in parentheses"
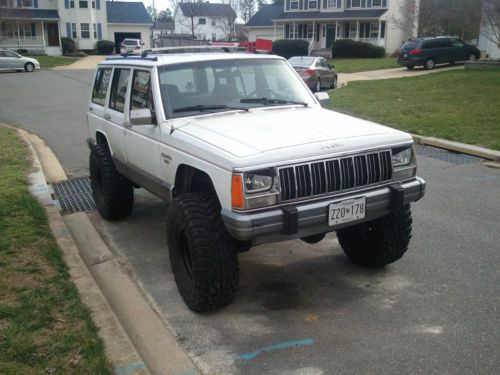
top-left (222, 177), bottom-right (426, 244)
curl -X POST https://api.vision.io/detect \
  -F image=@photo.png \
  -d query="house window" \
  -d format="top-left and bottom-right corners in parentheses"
top-left (308, 0), bottom-right (318, 9)
top-left (211, 33), bottom-right (216, 41)
top-left (372, 0), bottom-right (382, 6)
top-left (290, 0), bottom-right (298, 10)
top-left (70, 0), bottom-right (74, 7)
top-left (349, 23), bottom-right (357, 38)
top-left (198, 18), bottom-right (206, 25)
top-left (0, 0), bottom-right (8, 7)
top-left (80, 23), bottom-right (90, 38)
top-left (71, 23), bottom-right (77, 38)
top-left (92, 0), bottom-right (95, 8)
top-left (79, 0), bottom-right (88, 8)
top-left (289, 24), bottom-right (297, 39)
top-left (22, 0), bottom-right (33, 7)
top-left (327, 0), bottom-right (337, 7)
top-left (351, 0), bottom-right (361, 7)
top-left (211, 19), bottom-right (216, 26)
top-left (370, 23), bottom-right (379, 38)
top-left (307, 24), bottom-right (313, 39)
top-left (93, 23), bottom-right (97, 39)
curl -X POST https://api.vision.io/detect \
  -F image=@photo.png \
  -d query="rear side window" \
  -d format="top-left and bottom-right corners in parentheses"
top-left (130, 70), bottom-right (154, 111)
top-left (92, 68), bottom-right (112, 106)
top-left (401, 41), bottom-right (418, 50)
top-left (109, 68), bottom-right (131, 113)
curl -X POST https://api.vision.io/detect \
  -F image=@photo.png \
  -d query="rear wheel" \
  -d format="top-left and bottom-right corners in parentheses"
top-left (89, 144), bottom-right (134, 220)
top-left (315, 79), bottom-right (321, 92)
top-left (337, 204), bottom-right (413, 267)
top-left (166, 192), bottom-right (239, 312)
top-left (424, 58), bottom-right (435, 70)
top-left (24, 62), bottom-right (34, 72)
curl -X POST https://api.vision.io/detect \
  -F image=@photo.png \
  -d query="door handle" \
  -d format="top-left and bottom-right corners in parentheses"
top-left (104, 114), bottom-right (111, 120)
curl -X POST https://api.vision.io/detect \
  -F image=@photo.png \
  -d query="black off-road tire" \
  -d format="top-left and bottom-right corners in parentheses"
top-left (166, 192), bottom-right (239, 312)
top-left (337, 204), bottom-right (412, 267)
top-left (89, 144), bottom-right (134, 220)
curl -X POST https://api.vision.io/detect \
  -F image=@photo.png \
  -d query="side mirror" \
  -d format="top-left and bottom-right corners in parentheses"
top-left (130, 108), bottom-right (153, 125)
top-left (314, 92), bottom-right (330, 107)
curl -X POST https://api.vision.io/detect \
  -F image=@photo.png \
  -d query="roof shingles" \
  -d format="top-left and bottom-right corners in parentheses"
top-left (106, 1), bottom-right (153, 24)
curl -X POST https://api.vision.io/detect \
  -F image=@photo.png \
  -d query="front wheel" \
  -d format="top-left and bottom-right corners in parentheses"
top-left (467, 53), bottom-right (477, 61)
top-left (24, 62), bottom-right (35, 72)
top-left (166, 193), bottom-right (239, 312)
top-left (330, 75), bottom-right (338, 89)
top-left (337, 204), bottom-right (413, 267)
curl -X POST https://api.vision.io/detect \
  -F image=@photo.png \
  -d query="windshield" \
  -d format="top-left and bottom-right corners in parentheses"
top-left (288, 56), bottom-right (315, 67)
top-left (158, 58), bottom-right (316, 118)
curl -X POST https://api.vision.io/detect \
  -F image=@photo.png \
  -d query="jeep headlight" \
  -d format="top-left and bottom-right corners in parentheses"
top-left (392, 146), bottom-right (416, 181)
top-left (245, 170), bottom-right (274, 193)
top-left (232, 169), bottom-right (279, 210)
top-left (392, 147), bottom-right (413, 166)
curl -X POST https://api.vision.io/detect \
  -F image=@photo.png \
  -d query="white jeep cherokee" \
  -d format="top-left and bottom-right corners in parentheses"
top-left (87, 51), bottom-right (426, 312)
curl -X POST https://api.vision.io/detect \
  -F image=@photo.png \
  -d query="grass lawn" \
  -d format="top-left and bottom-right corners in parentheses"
top-left (28, 55), bottom-right (79, 68)
top-left (330, 69), bottom-right (500, 151)
top-left (330, 57), bottom-right (400, 73)
top-left (0, 126), bottom-right (113, 374)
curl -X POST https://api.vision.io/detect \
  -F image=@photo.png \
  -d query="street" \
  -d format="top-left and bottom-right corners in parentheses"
top-left (1, 69), bottom-right (499, 374)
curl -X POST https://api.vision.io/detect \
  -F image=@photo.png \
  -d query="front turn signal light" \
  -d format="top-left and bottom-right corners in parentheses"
top-left (231, 174), bottom-right (244, 209)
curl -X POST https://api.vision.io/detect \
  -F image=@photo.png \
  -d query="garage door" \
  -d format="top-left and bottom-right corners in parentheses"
top-left (114, 32), bottom-right (142, 53)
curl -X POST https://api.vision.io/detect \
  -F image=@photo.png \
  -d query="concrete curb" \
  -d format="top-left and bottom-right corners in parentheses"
top-left (412, 134), bottom-right (500, 162)
top-left (8, 125), bottom-right (200, 375)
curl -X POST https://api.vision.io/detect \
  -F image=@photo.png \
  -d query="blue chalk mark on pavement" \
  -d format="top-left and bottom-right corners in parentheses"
top-left (115, 363), bottom-right (147, 374)
top-left (236, 338), bottom-right (314, 361)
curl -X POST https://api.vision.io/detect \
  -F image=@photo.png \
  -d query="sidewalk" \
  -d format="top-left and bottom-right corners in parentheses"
top-left (15, 127), bottom-right (201, 375)
top-left (53, 55), bottom-right (107, 70)
top-left (338, 65), bottom-right (463, 86)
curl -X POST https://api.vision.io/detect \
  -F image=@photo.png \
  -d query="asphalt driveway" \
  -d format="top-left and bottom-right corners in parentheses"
top-left (1, 68), bottom-right (499, 374)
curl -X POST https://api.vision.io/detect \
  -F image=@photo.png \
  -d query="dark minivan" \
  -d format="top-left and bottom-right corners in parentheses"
top-left (397, 37), bottom-right (480, 70)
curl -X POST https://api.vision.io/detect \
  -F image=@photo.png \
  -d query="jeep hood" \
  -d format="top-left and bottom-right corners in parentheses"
top-left (175, 107), bottom-right (411, 160)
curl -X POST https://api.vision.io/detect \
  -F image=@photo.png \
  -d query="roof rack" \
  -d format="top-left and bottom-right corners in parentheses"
top-left (142, 45), bottom-right (247, 56)
top-left (105, 52), bottom-right (158, 61)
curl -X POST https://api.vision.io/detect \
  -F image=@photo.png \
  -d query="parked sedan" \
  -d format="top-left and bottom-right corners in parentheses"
top-left (0, 49), bottom-right (40, 72)
top-left (288, 56), bottom-right (338, 92)
top-left (397, 37), bottom-right (480, 70)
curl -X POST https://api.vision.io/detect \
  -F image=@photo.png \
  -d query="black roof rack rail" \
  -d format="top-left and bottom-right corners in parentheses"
top-left (105, 53), bottom-right (158, 61)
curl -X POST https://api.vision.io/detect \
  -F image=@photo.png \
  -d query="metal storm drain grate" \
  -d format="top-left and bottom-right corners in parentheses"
top-left (51, 177), bottom-right (95, 215)
top-left (415, 145), bottom-right (482, 165)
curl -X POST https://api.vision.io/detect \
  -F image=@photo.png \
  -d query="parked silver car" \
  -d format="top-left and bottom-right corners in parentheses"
top-left (288, 56), bottom-right (337, 92)
top-left (0, 50), bottom-right (40, 72)
top-left (120, 39), bottom-right (145, 55)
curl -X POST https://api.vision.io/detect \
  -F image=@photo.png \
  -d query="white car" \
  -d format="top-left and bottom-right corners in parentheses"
top-left (0, 49), bottom-right (40, 72)
top-left (119, 39), bottom-right (145, 55)
top-left (86, 51), bottom-right (426, 312)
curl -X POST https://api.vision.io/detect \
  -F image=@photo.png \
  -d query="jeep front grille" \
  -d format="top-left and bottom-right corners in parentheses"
top-left (278, 150), bottom-right (393, 201)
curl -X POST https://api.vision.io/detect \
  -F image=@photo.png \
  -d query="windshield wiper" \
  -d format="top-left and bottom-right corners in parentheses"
top-left (240, 98), bottom-right (308, 107)
top-left (173, 104), bottom-right (249, 113)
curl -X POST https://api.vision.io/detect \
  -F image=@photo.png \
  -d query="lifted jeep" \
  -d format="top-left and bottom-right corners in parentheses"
top-left (87, 50), bottom-right (425, 312)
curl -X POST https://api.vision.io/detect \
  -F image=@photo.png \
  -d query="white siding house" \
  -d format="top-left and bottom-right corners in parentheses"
top-left (0, 0), bottom-right (151, 55)
top-left (245, 0), bottom-right (417, 55)
top-left (173, 2), bottom-right (237, 41)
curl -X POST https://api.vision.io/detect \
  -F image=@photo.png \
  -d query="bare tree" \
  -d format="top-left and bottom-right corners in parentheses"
top-left (239, 0), bottom-right (257, 24)
top-left (216, 0), bottom-right (238, 41)
top-left (172, 0), bottom-right (199, 39)
top-left (390, 0), bottom-right (420, 38)
top-left (481, 0), bottom-right (500, 48)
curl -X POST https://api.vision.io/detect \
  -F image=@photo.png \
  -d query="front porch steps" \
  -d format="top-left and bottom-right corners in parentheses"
top-left (310, 48), bottom-right (332, 59)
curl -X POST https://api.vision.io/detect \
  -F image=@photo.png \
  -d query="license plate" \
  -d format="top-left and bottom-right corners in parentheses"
top-left (328, 197), bottom-right (366, 226)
